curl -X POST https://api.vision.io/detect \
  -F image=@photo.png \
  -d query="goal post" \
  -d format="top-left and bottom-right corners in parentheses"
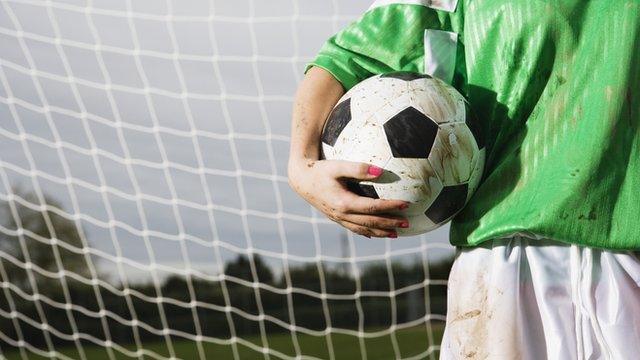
top-left (0, 0), bottom-right (454, 359)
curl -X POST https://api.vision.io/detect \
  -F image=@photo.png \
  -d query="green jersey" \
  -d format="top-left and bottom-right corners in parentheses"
top-left (308, 0), bottom-right (640, 250)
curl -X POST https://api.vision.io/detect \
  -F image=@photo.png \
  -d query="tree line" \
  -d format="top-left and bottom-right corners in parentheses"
top-left (0, 190), bottom-right (452, 349)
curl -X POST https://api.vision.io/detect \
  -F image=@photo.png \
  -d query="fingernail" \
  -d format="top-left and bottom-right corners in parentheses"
top-left (388, 232), bottom-right (398, 239)
top-left (398, 203), bottom-right (409, 210)
top-left (399, 222), bottom-right (409, 228)
top-left (367, 165), bottom-right (383, 177)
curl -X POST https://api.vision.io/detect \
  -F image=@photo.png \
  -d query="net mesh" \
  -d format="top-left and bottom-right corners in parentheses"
top-left (0, 0), bottom-right (454, 359)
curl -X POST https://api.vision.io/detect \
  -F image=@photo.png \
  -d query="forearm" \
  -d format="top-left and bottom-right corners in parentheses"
top-left (288, 66), bottom-right (344, 170)
top-left (286, 67), bottom-right (406, 238)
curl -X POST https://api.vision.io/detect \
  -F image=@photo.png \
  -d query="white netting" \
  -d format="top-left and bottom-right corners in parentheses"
top-left (0, 0), bottom-right (454, 359)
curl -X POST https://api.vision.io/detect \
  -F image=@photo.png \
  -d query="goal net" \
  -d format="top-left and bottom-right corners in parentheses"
top-left (0, 0), bottom-right (454, 359)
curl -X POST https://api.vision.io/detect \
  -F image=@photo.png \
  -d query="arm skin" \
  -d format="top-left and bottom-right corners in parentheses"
top-left (287, 67), bottom-right (410, 238)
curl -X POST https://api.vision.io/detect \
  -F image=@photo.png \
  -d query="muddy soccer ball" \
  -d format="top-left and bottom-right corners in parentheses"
top-left (320, 71), bottom-right (485, 236)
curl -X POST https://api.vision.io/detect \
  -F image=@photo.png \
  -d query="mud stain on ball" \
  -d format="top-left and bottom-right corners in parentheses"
top-left (429, 123), bottom-right (476, 185)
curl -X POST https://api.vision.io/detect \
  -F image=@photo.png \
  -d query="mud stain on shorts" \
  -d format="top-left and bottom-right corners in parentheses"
top-left (445, 257), bottom-right (519, 359)
top-left (452, 309), bottom-right (482, 322)
top-left (447, 270), bottom-right (492, 359)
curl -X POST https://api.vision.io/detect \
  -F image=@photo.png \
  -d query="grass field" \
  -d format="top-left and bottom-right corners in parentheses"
top-left (3, 325), bottom-right (444, 360)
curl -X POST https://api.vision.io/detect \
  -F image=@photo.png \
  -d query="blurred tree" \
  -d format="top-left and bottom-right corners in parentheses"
top-left (0, 187), bottom-right (92, 294)
top-left (224, 254), bottom-right (274, 284)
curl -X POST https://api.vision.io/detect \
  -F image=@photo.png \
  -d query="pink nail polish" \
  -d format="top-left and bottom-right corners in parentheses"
top-left (367, 165), bottom-right (383, 177)
top-left (400, 222), bottom-right (409, 228)
top-left (398, 203), bottom-right (409, 210)
top-left (388, 232), bottom-right (398, 239)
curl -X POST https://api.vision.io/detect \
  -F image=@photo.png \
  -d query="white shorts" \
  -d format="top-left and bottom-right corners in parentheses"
top-left (440, 235), bottom-right (640, 360)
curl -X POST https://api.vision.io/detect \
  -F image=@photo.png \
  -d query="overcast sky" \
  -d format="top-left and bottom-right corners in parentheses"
top-left (0, 0), bottom-right (454, 284)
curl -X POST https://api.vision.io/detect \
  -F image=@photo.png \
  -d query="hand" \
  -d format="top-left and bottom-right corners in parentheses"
top-left (288, 158), bottom-right (409, 238)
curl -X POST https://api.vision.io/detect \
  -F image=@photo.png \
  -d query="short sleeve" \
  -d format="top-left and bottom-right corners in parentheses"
top-left (306, 2), bottom-right (460, 90)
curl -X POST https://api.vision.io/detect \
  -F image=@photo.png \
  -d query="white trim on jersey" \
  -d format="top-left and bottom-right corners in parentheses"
top-left (424, 29), bottom-right (458, 84)
top-left (369, 0), bottom-right (459, 13)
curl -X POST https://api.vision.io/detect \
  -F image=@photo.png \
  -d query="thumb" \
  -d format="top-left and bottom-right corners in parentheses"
top-left (328, 160), bottom-right (384, 180)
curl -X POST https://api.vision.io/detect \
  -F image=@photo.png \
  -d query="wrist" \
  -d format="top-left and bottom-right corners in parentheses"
top-left (289, 143), bottom-right (320, 164)
top-left (288, 155), bottom-right (315, 174)
top-left (288, 149), bottom-right (321, 183)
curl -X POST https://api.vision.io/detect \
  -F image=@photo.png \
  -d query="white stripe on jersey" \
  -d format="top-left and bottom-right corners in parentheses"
top-left (424, 29), bottom-right (458, 84)
top-left (369, 0), bottom-right (459, 13)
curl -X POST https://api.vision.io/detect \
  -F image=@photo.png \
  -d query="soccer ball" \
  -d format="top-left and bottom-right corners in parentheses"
top-left (320, 72), bottom-right (485, 236)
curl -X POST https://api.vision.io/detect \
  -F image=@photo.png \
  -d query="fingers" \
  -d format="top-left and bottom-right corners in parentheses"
top-left (303, 159), bottom-right (411, 238)
top-left (324, 160), bottom-right (384, 181)
top-left (326, 188), bottom-right (409, 238)
top-left (342, 214), bottom-right (409, 231)
top-left (339, 220), bottom-right (399, 239)
top-left (339, 192), bottom-right (408, 215)
top-left (340, 215), bottom-right (409, 238)
top-left (330, 205), bottom-right (410, 239)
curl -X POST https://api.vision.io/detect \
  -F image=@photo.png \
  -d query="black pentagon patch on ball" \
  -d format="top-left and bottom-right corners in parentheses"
top-left (381, 71), bottom-right (432, 81)
top-left (383, 107), bottom-right (439, 158)
top-left (464, 101), bottom-right (485, 149)
top-left (424, 183), bottom-right (468, 224)
top-left (321, 98), bottom-right (351, 147)
top-left (346, 181), bottom-right (379, 199)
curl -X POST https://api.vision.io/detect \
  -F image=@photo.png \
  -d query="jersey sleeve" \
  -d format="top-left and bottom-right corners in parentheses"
top-left (306, 2), bottom-right (460, 90)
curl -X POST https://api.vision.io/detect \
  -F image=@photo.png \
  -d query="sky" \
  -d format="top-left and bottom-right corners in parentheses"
top-left (0, 0), bottom-right (454, 284)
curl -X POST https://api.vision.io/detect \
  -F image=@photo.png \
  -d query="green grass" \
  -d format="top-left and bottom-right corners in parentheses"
top-left (3, 325), bottom-right (444, 360)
